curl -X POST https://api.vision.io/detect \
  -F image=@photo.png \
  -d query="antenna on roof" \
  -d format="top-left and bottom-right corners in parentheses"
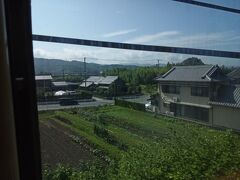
top-left (162, 67), bottom-right (176, 78)
top-left (201, 65), bottom-right (215, 79)
top-left (62, 69), bottom-right (65, 80)
top-left (84, 57), bottom-right (86, 88)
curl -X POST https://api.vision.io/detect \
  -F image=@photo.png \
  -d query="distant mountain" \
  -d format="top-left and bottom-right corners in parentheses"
top-left (34, 58), bottom-right (138, 75)
top-left (179, 57), bottom-right (205, 66)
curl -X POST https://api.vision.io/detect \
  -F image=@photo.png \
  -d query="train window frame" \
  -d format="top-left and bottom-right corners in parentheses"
top-left (3, 0), bottom-right (239, 179)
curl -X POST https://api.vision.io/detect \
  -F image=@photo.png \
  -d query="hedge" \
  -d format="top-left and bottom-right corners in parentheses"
top-left (37, 92), bottom-right (92, 102)
top-left (114, 99), bottom-right (145, 111)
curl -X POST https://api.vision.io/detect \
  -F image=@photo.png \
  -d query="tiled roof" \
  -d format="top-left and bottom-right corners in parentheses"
top-left (35, 75), bottom-right (52, 80)
top-left (80, 81), bottom-right (94, 87)
top-left (228, 68), bottom-right (240, 80)
top-left (67, 82), bottom-right (79, 86)
top-left (84, 76), bottom-right (118, 85)
top-left (156, 65), bottom-right (228, 82)
top-left (98, 76), bottom-right (118, 85)
top-left (209, 84), bottom-right (240, 108)
top-left (86, 76), bottom-right (104, 84)
top-left (53, 81), bottom-right (80, 87)
top-left (52, 81), bottom-right (68, 86)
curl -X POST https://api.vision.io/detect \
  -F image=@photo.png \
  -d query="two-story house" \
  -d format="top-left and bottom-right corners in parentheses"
top-left (35, 75), bottom-right (53, 90)
top-left (156, 65), bottom-right (240, 130)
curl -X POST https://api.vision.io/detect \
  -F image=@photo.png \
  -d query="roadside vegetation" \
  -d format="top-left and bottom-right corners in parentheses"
top-left (40, 105), bottom-right (240, 179)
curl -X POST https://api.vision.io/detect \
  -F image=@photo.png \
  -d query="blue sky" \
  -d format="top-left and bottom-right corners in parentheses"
top-left (32, 0), bottom-right (240, 66)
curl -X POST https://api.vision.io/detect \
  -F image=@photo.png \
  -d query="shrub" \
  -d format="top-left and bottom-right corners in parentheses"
top-left (94, 125), bottom-right (128, 151)
top-left (43, 164), bottom-right (73, 180)
top-left (115, 99), bottom-right (145, 111)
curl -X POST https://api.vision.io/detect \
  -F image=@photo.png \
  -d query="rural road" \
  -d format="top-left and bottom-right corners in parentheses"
top-left (38, 97), bottom-right (114, 111)
top-left (37, 95), bottom-right (150, 111)
top-left (122, 95), bottom-right (150, 104)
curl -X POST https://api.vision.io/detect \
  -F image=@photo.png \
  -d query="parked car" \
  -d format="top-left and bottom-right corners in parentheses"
top-left (59, 98), bottom-right (78, 106)
top-left (145, 101), bottom-right (152, 109)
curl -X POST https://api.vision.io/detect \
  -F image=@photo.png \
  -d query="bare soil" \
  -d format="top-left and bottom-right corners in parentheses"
top-left (39, 119), bottom-right (96, 168)
top-left (214, 171), bottom-right (240, 180)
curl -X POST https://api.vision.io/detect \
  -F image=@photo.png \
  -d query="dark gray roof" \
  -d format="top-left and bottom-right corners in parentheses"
top-left (98, 76), bottom-right (118, 85)
top-left (209, 84), bottom-right (240, 108)
top-left (53, 81), bottom-right (79, 87)
top-left (35, 75), bottom-right (52, 80)
top-left (67, 82), bottom-right (79, 86)
top-left (86, 76), bottom-right (104, 84)
top-left (228, 68), bottom-right (240, 80)
top-left (156, 65), bottom-right (227, 82)
top-left (80, 81), bottom-right (94, 87)
top-left (52, 81), bottom-right (68, 86)
top-left (84, 76), bottom-right (118, 85)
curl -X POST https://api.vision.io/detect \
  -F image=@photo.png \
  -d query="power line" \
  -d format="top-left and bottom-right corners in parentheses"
top-left (69, 57), bottom-right (163, 64)
top-left (173, 0), bottom-right (240, 14)
top-left (32, 34), bottom-right (240, 59)
top-left (84, 57), bottom-right (86, 87)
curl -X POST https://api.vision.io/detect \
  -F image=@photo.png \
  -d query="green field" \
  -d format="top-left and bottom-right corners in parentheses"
top-left (40, 105), bottom-right (240, 179)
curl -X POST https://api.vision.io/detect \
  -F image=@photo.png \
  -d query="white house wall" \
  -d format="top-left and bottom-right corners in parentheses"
top-left (212, 105), bottom-right (240, 131)
top-left (160, 85), bottom-right (210, 105)
top-left (158, 84), bottom-right (213, 124)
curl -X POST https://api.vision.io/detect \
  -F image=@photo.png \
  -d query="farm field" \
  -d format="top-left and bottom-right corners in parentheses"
top-left (39, 105), bottom-right (240, 179)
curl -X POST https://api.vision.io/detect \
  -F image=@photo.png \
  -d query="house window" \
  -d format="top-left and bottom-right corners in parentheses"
top-left (162, 85), bottom-right (180, 94)
top-left (185, 105), bottom-right (209, 122)
top-left (191, 87), bottom-right (209, 97)
top-left (171, 103), bottom-right (209, 122)
top-left (163, 102), bottom-right (169, 108)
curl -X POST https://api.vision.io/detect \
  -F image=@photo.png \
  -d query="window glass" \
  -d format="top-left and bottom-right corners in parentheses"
top-left (32, 1), bottom-right (240, 179)
top-left (162, 85), bottom-right (180, 94)
top-left (191, 87), bottom-right (209, 97)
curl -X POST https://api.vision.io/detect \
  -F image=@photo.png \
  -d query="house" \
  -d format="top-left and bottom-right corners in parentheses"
top-left (227, 68), bottom-right (240, 84)
top-left (35, 75), bottom-right (53, 90)
top-left (80, 76), bottom-right (123, 89)
top-left (97, 76), bottom-right (119, 89)
top-left (52, 81), bottom-right (79, 91)
top-left (209, 84), bottom-right (240, 130)
top-left (79, 76), bottom-right (103, 89)
top-left (80, 76), bottom-right (127, 96)
top-left (155, 65), bottom-right (240, 131)
top-left (52, 81), bottom-right (68, 91)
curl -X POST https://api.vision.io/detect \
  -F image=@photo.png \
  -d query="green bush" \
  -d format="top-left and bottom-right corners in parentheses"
top-left (94, 125), bottom-right (128, 151)
top-left (43, 164), bottom-right (74, 180)
top-left (40, 107), bottom-right (240, 179)
top-left (37, 91), bottom-right (92, 102)
top-left (115, 99), bottom-right (145, 111)
top-left (43, 162), bottom-right (107, 180)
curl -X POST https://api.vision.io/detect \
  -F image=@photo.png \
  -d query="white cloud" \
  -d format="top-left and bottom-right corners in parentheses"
top-left (33, 30), bottom-right (240, 66)
top-left (34, 48), bottom-right (64, 59)
top-left (115, 10), bottom-right (123, 14)
top-left (127, 31), bottom-right (240, 51)
top-left (34, 45), bottom-right (209, 66)
top-left (103, 29), bottom-right (137, 38)
top-left (127, 31), bottom-right (180, 44)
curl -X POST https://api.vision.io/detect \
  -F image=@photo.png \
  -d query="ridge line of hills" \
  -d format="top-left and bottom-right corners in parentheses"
top-left (35, 57), bottom-right (233, 76)
top-left (34, 58), bottom-right (140, 75)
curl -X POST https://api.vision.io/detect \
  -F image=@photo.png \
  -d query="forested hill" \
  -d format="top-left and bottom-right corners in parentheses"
top-left (102, 57), bottom-right (206, 85)
top-left (34, 58), bottom-right (138, 75)
top-left (34, 57), bottom-right (206, 76)
top-left (103, 66), bottom-right (170, 85)
top-left (174, 57), bottom-right (205, 66)
top-left (34, 57), bottom-right (233, 82)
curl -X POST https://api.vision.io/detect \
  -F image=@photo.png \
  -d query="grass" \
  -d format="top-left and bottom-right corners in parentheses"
top-left (54, 111), bottom-right (123, 160)
top-left (39, 105), bottom-right (240, 179)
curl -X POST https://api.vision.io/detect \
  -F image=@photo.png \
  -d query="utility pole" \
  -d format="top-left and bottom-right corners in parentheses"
top-left (84, 57), bottom-right (86, 87)
top-left (157, 59), bottom-right (160, 68)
